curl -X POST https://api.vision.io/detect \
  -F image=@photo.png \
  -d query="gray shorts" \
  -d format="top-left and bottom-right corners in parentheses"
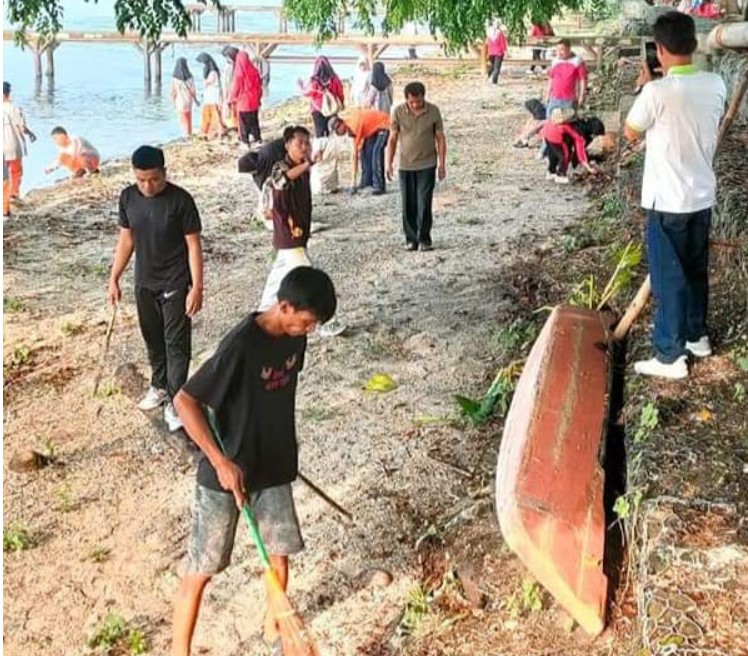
top-left (186, 483), bottom-right (304, 576)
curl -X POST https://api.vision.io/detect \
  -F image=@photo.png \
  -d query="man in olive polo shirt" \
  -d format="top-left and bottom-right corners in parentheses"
top-left (386, 81), bottom-right (447, 252)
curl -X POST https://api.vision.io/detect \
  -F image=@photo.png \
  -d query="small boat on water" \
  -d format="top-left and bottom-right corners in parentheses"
top-left (495, 305), bottom-right (612, 635)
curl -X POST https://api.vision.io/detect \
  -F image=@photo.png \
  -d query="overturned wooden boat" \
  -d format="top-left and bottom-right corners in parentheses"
top-left (495, 305), bottom-right (611, 635)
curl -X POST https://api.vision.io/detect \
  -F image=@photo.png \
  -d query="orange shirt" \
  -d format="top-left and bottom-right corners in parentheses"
top-left (344, 109), bottom-right (390, 149)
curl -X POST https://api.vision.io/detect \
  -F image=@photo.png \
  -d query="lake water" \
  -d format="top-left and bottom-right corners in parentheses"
top-left (2, 0), bottom-right (415, 191)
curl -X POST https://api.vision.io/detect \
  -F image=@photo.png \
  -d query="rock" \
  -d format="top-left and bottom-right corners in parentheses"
top-left (456, 565), bottom-right (486, 609)
top-left (9, 449), bottom-right (52, 473)
top-left (357, 568), bottom-right (393, 589)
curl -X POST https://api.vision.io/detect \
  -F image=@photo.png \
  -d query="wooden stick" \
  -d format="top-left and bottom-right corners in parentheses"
top-left (613, 67), bottom-right (748, 341)
top-left (298, 472), bottom-right (353, 522)
top-left (92, 304), bottom-right (118, 397)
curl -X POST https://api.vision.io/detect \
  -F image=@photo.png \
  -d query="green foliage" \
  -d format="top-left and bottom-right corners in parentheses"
top-left (582, 0), bottom-right (615, 21)
top-left (283, 0), bottom-right (583, 49)
top-left (88, 546), bottom-right (111, 563)
top-left (496, 318), bottom-right (538, 355)
top-left (730, 344), bottom-right (748, 372)
top-left (55, 486), bottom-right (76, 512)
top-left (455, 362), bottom-right (521, 425)
top-left (94, 383), bottom-right (121, 399)
top-left (4, 296), bottom-right (25, 313)
top-left (613, 488), bottom-right (643, 520)
top-left (7, 0), bottom-right (220, 41)
top-left (401, 584), bottom-right (431, 634)
top-left (733, 382), bottom-right (746, 403)
top-left (6, 344), bottom-right (32, 368)
top-left (506, 578), bottom-right (545, 616)
top-left (3, 523), bottom-right (35, 552)
top-left (87, 613), bottom-right (148, 654)
top-left (634, 401), bottom-right (659, 444)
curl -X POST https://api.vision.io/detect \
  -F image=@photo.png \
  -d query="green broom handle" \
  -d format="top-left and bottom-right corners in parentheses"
top-left (206, 408), bottom-right (273, 570)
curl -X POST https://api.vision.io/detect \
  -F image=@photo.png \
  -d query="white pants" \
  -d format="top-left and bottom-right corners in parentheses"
top-left (258, 247), bottom-right (312, 311)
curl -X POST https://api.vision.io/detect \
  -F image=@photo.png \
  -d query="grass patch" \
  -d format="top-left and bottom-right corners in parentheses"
top-left (61, 320), bottom-right (85, 336)
top-left (454, 361), bottom-right (522, 425)
top-left (88, 546), bottom-right (111, 564)
top-left (4, 296), bottom-right (25, 313)
top-left (87, 613), bottom-right (148, 654)
top-left (6, 344), bottom-right (32, 368)
top-left (55, 486), bottom-right (77, 513)
top-left (94, 383), bottom-right (121, 399)
top-left (504, 578), bottom-right (546, 617)
top-left (496, 317), bottom-right (538, 356)
top-left (3, 523), bottom-right (35, 552)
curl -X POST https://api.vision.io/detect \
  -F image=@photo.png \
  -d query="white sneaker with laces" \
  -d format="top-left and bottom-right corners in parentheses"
top-left (138, 386), bottom-right (167, 411)
top-left (634, 355), bottom-right (688, 380)
top-left (555, 175), bottom-right (570, 185)
top-left (164, 402), bottom-right (183, 432)
top-left (685, 336), bottom-right (712, 358)
top-left (545, 172), bottom-right (556, 181)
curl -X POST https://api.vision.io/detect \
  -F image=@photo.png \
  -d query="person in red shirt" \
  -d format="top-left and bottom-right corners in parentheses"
top-left (486, 20), bottom-right (509, 85)
top-left (229, 51), bottom-right (263, 145)
top-left (298, 56), bottom-right (345, 137)
top-left (530, 21), bottom-right (554, 73)
top-left (330, 109), bottom-right (391, 194)
top-left (692, 0), bottom-right (723, 18)
top-left (545, 38), bottom-right (588, 114)
top-left (542, 109), bottom-right (599, 184)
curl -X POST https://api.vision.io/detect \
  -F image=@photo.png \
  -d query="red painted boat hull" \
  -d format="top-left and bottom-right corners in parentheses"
top-left (495, 305), bottom-right (611, 635)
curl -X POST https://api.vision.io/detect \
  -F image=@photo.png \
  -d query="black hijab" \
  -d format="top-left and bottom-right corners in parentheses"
top-left (312, 56), bottom-right (336, 87)
top-left (370, 62), bottom-right (391, 92)
top-left (173, 57), bottom-right (192, 81)
top-left (196, 52), bottom-right (220, 79)
top-left (222, 45), bottom-right (239, 62)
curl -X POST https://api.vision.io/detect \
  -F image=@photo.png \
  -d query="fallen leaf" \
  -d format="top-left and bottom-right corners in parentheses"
top-left (363, 373), bottom-right (397, 392)
top-left (696, 408), bottom-right (713, 422)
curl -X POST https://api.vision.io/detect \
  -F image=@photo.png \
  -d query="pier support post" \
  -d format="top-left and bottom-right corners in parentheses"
top-left (152, 42), bottom-right (165, 86)
top-left (32, 47), bottom-right (43, 80)
top-left (44, 43), bottom-right (57, 78)
top-left (134, 40), bottom-right (154, 87)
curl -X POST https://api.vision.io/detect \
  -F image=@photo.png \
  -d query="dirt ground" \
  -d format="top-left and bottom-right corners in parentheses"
top-left (3, 66), bottom-right (635, 656)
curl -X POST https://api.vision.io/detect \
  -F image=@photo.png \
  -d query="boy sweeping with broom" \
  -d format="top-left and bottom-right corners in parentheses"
top-left (171, 267), bottom-right (336, 656)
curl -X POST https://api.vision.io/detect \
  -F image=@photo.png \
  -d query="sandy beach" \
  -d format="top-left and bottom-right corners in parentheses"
top-left (3, 64), bottom-right (636, 656)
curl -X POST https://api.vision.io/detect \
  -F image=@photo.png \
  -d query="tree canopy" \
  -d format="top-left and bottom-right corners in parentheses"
top-left (283, 0), bottom-right (583, 49)
top-left (6, 0), bottom-right (590, 47)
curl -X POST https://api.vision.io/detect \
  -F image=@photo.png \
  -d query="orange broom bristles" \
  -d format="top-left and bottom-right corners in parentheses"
top-left (265, 569), bottom-right (320, 656)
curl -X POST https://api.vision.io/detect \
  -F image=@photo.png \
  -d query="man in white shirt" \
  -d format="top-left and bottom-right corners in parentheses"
top-left (624, 12), bottom-right (726, 379)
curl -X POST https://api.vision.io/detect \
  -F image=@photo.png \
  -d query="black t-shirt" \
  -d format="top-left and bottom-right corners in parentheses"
top-left (183, 313), bottom-right (307, 492)
top-left (118, 182), bottom-right (202, 291)
top-left (238, 138), bottom-right (286, 190)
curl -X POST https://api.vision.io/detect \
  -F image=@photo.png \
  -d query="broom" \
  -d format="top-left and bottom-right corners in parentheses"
top-left (206, 411), bottom-right (320, 656)
top-left (92, 303), bottom-right (118, 397)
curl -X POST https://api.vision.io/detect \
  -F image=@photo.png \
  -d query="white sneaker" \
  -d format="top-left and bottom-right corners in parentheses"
top-left (555, 175), bottom-right (570, 185)
top-left (545, 172), bottom-right (556, 181)
top-left (164, 402), bottom-right (183, 432)
top-left (634, 355), bottom-right (688, 380)
top-left (316, 320), bottom-right (348, 338)
top-left (137, 386), bottom-right (167, 411)
top-left (685, 336), bottom-right (712, 358)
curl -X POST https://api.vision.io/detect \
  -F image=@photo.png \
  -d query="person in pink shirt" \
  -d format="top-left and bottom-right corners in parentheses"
top-left (545, 38), bottom-right (588, 114)
top-left (542, 109), bottom-right (599, 184)
top-left (486, 20), bottom-right (509, 85)
top-left (229, 51), bottom-right (263, 145)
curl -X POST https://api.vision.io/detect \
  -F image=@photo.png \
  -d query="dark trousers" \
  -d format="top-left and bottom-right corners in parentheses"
top-left (647, 208), bottom-right (711, 363)
top-left (135, 286), bottom-right (192, 399)
top-left (238, 111), bottom-right (261, 143)
top-left (312, 111), bottom-right (329, 137)
top-left (360, 129), bottom-right (389, 191)
top-left (399, 166), bottom-right (436, 246)
top-left (547, 142), bottom-right (566, 175)
top-left (488, 55), bottom-right (504, 84)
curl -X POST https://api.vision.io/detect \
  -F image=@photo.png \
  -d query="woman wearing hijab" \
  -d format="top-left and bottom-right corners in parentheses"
top-left (170, 58), bottom-right (199, 136)
top-left (196, 52), bottom-right (226, 138)
top-left (351, 56), bottom-right (371, 107)
top-left (221, 46), bottom-right (239, 131)
top-left (365, 62), bottom-right (393, 113)
top-left (229, 51), bottom-right (263, 144)
top-left (297, 56), bottom-right (345, 137)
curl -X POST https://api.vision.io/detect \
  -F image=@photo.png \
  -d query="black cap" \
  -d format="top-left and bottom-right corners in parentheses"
top-left (3, 82), bottom-right (11, 95)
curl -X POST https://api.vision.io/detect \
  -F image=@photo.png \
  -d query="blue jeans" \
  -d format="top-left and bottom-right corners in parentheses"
top-left (647, 208), bottom-right (711, 363)
top-left (360, 129), bottom-right (389, 191)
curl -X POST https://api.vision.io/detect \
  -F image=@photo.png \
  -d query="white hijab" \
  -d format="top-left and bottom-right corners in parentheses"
top-left (351, 56), bottom-right (371, 107)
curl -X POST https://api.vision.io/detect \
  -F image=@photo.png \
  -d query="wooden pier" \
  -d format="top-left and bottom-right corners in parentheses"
top-left (4, 27), bottom-right (640, 88)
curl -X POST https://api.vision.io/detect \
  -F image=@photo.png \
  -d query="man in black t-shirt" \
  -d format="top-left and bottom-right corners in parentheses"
top-left (170, 267), bottom-right (336, 656)
top-left (107, 145), bottom-right (204, 432)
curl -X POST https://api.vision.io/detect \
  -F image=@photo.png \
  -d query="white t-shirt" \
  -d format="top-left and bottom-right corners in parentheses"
top-left (626, 66), bottom-right (726, 213)
top-left (203, 71), bottom-right (222, 105)
top-left (3, 101), bottom-right (28, 160)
